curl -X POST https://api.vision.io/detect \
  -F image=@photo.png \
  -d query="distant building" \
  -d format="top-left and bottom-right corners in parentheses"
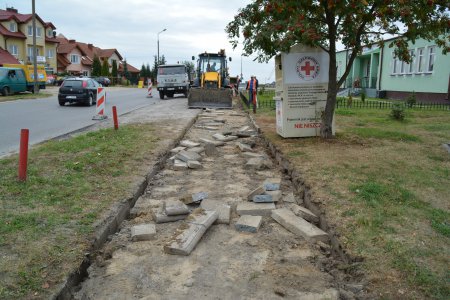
top-left (0, 7), bottom-right (59, 73)
top-left (336, 36), bottom-right (450, 103)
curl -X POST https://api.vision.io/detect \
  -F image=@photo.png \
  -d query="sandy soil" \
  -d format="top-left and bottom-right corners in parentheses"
top-left (73, 105), bottom-right (349, 300)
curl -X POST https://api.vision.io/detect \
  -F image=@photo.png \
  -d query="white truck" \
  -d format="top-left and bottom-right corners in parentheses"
top-left (156, 64), bottom-right (190, 99)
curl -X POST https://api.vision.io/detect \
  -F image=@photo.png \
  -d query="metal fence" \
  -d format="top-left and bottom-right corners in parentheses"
top-left (250, 91), bottom-right (450, 111)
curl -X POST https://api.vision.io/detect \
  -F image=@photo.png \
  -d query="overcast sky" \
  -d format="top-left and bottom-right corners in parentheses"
top-left (6, 0), bottom-right (276, 82)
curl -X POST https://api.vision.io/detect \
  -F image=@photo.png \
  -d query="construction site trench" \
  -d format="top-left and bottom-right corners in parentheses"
top-left (63, 101), bottom-right (368, 300)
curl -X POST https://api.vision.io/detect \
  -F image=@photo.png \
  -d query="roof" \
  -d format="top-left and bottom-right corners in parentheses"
top-left (0, 23), bottom-right (26, 39)
top-left (57, 55), bottom-right (71, 67)
top-left (119, 62), bottom-right (140, 73)
top-left (0, 9), bottom-right (47, 27)
top-left (0, 47), bottom-right (20, 64)
top-left (98, 49), bottom-right (123, 61)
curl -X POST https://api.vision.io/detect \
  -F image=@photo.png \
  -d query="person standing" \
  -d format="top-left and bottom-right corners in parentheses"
top-left (246, 75), bottom-right (258, 113)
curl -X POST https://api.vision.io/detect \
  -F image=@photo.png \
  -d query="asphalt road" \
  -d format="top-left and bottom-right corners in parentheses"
top-left (0, 87), bottom-right (169, 157)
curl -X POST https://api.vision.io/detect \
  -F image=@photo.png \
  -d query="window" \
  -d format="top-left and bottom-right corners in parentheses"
top-left (70, 54), bottom-right (79, 64)
top-left (392, 54), bottom-right (399, 74)
top-left (427, 46), bottom-right (435, 72)
top-left (407, 50), bottom-right (415, 74)
top-left (46, 49), bottom-right (54, 58)
top-left (8, 45), bottom-right (18, 56)
top-left (83, 71), bottom-right (89, 77)
top-left (9, 22), bottom-right (16, 32)
top-left (48, 29), bottom-right (53, 37)
top-left (27, 47), bottom-right (39, 58)
top-left (416, 48), bottom-right (424, 73)
top-left (400, 60), bottom-right (405, 74)
top-left (27, 25), bottom-right (42, 37)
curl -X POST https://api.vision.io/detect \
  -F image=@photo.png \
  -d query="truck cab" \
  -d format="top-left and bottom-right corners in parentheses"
top-left (0, 67), bottom-right (27, 96)
top-left (157, 64), bottom-right (190, 99)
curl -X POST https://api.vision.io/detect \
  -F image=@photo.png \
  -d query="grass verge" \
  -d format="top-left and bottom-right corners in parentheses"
top-left (253, 106), bottom-right (450, 299)
top-left (0, 124), bottom-right (161, 299)
top-left (0, 92), bottom-right (53, 103)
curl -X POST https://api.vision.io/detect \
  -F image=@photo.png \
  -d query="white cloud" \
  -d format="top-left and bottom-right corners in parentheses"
top-left (3, 0), bottom-right (275, 82)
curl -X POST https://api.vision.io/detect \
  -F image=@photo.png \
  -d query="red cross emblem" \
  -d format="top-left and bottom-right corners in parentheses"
top-left (296, 56), bottom-right (320, 81)
top-left (301, 61), bottom-right (315, 76)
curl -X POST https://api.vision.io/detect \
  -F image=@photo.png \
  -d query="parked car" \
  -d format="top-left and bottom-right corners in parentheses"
top-left (58, 77), bottom-right (101, 106)
top-left (92, 76), bottom-right (110, 87)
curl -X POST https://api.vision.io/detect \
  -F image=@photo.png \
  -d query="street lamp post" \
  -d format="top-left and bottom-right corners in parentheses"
top-left (157, 28), bottom-right (167, 64)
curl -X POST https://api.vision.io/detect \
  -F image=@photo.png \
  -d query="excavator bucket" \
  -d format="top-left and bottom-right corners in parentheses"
top-left (188, 88), bottom-right (232, 109)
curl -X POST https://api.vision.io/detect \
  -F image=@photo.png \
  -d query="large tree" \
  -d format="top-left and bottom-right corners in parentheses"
top-left (111, 60), bottom-right (118, 79)
top-left (101, 59), bottom-right (110, 77)
top-left (226, 0), bottom-right (449, 138)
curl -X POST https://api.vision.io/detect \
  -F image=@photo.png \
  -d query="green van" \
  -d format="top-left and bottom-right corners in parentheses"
top-left (0, 67), bottom-right (27, 96)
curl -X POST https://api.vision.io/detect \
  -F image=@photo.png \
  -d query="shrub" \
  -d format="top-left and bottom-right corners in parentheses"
top-left (391, 103), bottom-right (405, 120)
top-left (361, 91), bottom-right (366, 103)
top-left (406, 91), bottom-right (416, 108)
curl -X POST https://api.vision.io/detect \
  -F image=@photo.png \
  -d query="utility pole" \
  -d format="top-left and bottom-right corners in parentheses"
top-left (32, 0), bottom-right (38, 93)
top-left (157, 28), bottom-right (167, 65)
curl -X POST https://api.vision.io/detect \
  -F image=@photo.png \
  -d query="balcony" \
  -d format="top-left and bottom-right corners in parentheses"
top-left (27, 56), bottom-right (46, 63)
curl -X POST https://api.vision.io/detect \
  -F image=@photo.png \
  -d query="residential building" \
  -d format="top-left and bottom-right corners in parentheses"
top-left (336, 36), bottom-right (450, 103)
top-left (0, 7), bottom-right (59, 74)
top-left (56, 35), bottom-right (127, 77)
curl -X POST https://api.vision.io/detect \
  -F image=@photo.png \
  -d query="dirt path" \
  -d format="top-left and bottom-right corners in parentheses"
top-left (73, 107), bottom-right (343, 300)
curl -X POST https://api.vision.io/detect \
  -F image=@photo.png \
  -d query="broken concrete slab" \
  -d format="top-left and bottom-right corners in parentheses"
top-left (191, 191), bottom-right (208, 203)
top-left (187, 160), bottom-right (202, 169)
top-left (289, 204), bottom-right (319, 224)
top-left (246, 157), bottom-right (272, 170)
top-left (237, 142), bottom-right (254, 152)
top-left (235, 215), bottom-right (262, 233)
top-left (238, 125), bottom-right (250, 132)
top-left (170, 146), bottom-right (186, 154)
top-left (173, 160), bottom-right (188, 170)
top-left (265, 190), bottom-right (282, 202)
top-left (213, 133), bottom-right (239, 142)
top-left (175, 150), bottom-right (202, 162)
top-left (271, 208), bottom-right (328, 242)
top-left (199, 138), bottom-right (225, 147)
top-left (213, 118), bottom-right (226, 123)
top-left (164, 209), bottom-right (218, 256)
top-left (154, 208), bottom-right (187, 223)
top-left (237, 202), bottom-right (276, 216)
top-left (263, 178), bottom-right (281, 191)
top-left (189, 147), bottom-right (205, 154)
top-left (234, 131), bottom-right (256, 138)
top-left (253, 194), bottom-right (274, 203)
top-left (164, 200), bottom-right (189, 216)
top-left (204, 143), bottom-right (218, 156)
top-left (247, 186), bottom-right (265, 201)
top-left (200, 199), bottom-right (231, 224)
top-left (131, 224), bottom-right (156, 241)
top-left (180, 140), bottom-right (200, 148)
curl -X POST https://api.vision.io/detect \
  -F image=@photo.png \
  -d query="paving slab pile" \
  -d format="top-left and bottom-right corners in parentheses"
top-left (73, 108), bottom-right (355, 300)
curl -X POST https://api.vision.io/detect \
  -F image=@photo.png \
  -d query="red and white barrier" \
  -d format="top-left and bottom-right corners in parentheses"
top-left (92, 87), bottom-right (108, 120)
top-left (147, 81), bottom-right (153, 98)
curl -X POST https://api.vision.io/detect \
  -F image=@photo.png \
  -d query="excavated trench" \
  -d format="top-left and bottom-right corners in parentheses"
top-left (55, 103), bottom-right (369, 300)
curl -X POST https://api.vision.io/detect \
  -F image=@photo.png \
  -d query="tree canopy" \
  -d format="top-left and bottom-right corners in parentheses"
top-left (226, 0), bottom-right (449, 137)
top-left (92, 55), bottom-right (101, 77)
top-left (101, 59), bottom-right (110, 76)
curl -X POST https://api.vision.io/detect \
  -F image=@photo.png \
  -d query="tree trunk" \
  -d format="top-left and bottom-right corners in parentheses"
top-left (321, 32), bottom-right (338, 138)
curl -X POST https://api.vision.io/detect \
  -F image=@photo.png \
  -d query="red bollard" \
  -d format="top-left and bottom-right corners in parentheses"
top-left (18, 129), bottom-right (29, 181)
top-left (112, 106), bottom-right (119, 130)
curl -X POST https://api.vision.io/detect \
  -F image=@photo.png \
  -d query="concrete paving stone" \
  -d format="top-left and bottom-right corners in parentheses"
top-left (199, 138), bottom-right (225, 147)
top-left (212, 133), bottom-right (227, 141)
top-left (289, 204), bottom-right (319, 224)
top-left (247, 186), bottom-right (266, 201)
top-left (234, 131), bottom-right (255, 138)
top-left (200, 199), bottom-right (231, 224)
top-left (242, 152), bottom-right (265, 158)
top-left (271, 208), bottom-right (328, 242)
top-left (265, 190), bottom-right (282, 202)
top-left (131, 224), bottom-right (156, 241)
top-left (263, 178), bottom-right (282, 191)
top-left (187, 160), bottom-right (202, 169)
top-left (180, 140), bottom-right (200, 148)
top-left (237, 202), bottom-right (276, 216)
top-left (164, 199), bottom-right (190, 216)
top-left (282, 192), bottom-right (296, 203)
top-left (173, 160), bottom-right (188, 170)
top-left (164, 210), bottom-right (218, 255)
top-left (170, 146), bottom-right (186, 154)
top-left (237, 142), bottom-right (254, 152)
top-left (235, 215), bottom-right (262, 233)
top-left (253, 194), bottom-right (274, 203)
top-left (175, 150), bottom-right (202, 162)
top-left (202, 122), bottom-right (222, 127)
top-left (213, 118), bottom-right (226, 123)
top-left (154, 208), bottom-right (188, 223)
top-left (191, 191), bottom-right (208, 203)
top-left (246, 157), bottom-right (272, 170)
top-left (239, 125), bottom-right (250, 132)
top-left (189, 146), bottom-right (205, 154)
top-left (204, 143), bottom-right (218, 156)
